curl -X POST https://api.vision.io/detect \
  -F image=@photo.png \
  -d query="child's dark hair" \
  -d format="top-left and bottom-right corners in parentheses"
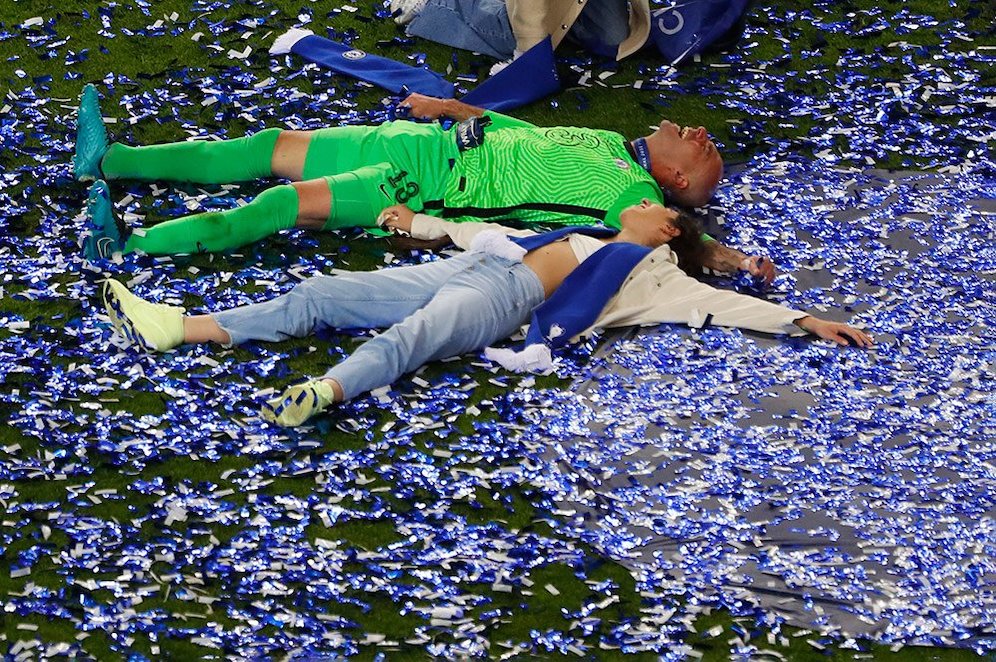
top-left (666, 209), bottom-right (708, 276)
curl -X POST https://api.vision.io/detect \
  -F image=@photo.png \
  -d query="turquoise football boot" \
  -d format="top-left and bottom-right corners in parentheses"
top-left (82, 180), bottom-right (127, 260)
top-left (73, 84), bottom-right (109, 181)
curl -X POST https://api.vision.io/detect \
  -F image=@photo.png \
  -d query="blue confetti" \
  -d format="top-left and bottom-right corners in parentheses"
top-left (0, 1), bottom-right (993, 658)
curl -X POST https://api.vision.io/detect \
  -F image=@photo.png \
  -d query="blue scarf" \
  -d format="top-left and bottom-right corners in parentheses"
top-left (272, 30), bottom-right (559, 113)
top-left (270, 29), bottom-right (455, 98)
top-left (486, 227), bottom-right (652, 372)
top-left (462, 37), bottom-right (560, 112)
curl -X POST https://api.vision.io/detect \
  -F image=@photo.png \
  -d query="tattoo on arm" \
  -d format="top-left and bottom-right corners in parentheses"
top-left (702, 240), bottom-right (750, 273)
top-left (445, 99), bottom-right (485, 121)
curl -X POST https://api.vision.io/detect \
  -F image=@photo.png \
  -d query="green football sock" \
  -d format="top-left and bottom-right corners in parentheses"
top-left (101, 128), bottom-right (281, 184)
top-left (123, 184), bottom-right (299, 255)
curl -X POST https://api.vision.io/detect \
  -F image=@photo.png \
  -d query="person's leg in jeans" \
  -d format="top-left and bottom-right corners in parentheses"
top-left (207, 254), bottom-right (478, 344)
top-left (321, 255), bottom-right (544, 400)
top-left (100, 253), bottom-right (478, 352)
top-left (404, 0), bottom-right (517, 60)
top-left (222, 253), bottom-right (543, 426)
top-left (568, 0), bottom-right (631, 58)
top-left (99, 253), bottom-right (544, 425)
top-left (263, 254), bottom-right (543, 426)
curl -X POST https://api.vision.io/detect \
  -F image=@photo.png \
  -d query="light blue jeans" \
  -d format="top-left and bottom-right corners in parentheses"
top-left (407, 0), bottom-right (630, 60)
top-left (211, 252), bottom-right (545, 400)
top-left (408, 0), bottom-right (516, 60)
top-left (569, 0), bottom-right (631, 58)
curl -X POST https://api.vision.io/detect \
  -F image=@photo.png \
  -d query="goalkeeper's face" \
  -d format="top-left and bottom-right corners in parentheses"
top-left (645, 120), bottom-right (724, 207)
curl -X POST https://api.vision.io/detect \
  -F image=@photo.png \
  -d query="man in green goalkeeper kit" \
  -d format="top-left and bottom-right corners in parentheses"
top-left (74, 85), bottom-right (775, 282)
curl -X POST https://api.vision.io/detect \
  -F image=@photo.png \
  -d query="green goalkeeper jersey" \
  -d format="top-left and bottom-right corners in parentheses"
top-left (426, 112), bottom-right (665, 229)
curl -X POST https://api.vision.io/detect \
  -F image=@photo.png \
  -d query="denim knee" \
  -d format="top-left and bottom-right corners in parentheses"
top-left (281, 278), bottom-right (327, 335)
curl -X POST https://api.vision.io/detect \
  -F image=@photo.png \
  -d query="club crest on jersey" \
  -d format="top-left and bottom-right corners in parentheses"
top-left (342, 49), bottom-right (366, 60)
top-left (614, 158), bottom-right (630, 169)
top-left (543, 128), bottom-right (601, 149)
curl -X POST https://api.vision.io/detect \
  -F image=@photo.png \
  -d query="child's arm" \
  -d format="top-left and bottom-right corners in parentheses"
top-left (377, 205), bottom-right (536, 251)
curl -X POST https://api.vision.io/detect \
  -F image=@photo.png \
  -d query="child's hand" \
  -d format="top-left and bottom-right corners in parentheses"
top-left (376, 205), bottom-right (415, 236)
top-left (795, 316), bottom-right (875, 348)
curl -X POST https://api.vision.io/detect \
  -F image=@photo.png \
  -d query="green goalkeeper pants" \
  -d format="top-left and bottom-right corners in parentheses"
top-left (300, 122), bottom-right (455, 230)
top-left (100, 121), bottom-right (456, 255)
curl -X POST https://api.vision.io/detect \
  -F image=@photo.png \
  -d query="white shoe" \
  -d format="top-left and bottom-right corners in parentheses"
top-left (391, 0), bottom-right (428, 24)
top-left (488, 50), bottom-right (523, 77)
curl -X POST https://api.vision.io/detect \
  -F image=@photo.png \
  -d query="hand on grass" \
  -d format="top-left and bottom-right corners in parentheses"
top-left (399, 93), bottom-right (449, 120)
top-left (739, 255), bottom-right (777, 286)
top-left (795, 316), bottom-right (875, 348)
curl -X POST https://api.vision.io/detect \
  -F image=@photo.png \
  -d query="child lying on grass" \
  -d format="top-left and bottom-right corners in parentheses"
top-left (99, 201), bottom-right (872, 427)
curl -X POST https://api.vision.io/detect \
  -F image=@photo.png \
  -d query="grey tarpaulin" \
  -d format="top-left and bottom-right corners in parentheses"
top-left (523, 163), bottom-right (995, 647)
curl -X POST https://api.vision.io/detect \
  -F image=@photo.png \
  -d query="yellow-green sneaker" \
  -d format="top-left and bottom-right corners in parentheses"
top-left (101, 279), bottom-right (184, 352)
top-left (262, 380), bottom-right (336, 427)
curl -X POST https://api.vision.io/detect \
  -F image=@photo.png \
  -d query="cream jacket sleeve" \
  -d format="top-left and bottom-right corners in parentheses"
top-left (593, 247), bottom-right (809, 337)
top-left (409, 214), bottom-right (537, 250)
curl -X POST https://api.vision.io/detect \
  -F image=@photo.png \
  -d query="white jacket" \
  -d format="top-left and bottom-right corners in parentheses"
top-left (409, 215), bottom-right (809, 339)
